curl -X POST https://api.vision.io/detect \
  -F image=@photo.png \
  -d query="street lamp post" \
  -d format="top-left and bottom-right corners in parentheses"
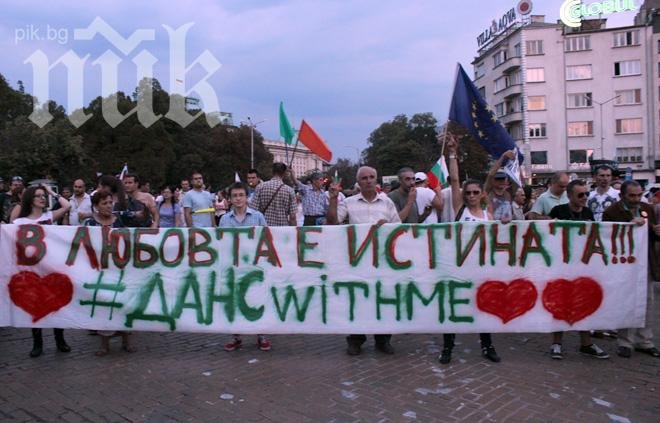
top-left (587, 94), bottom-right (620, 159)
top-left (344, 145), bottom-right (361, 165)
top-left (243, 117), bottom-right (266, 169)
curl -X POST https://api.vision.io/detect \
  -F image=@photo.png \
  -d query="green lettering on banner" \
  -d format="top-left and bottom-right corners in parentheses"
top-left (520, 222), bottom-right (551, 267)
top-left (253, 227), bottom-right (282, 267)
top-left (490, 223), bottom-right (516, 266)
top-left (581, 223), bottom-right (608, 265)
top-left (15, 224), bottom-right (46, 266)
top-left (347, 224), bottom-right (379, 267)
top-left (188, 228), bottom-right (217, 267)
top-left (133, 228), bottom-right (159, 268)
top-left (405, 281), bottom-right (446, 322)
top-left (320, 275), bottom-right (328, 324)
top-left (422, 225), bottom-right (451, 269)
top-left (296, 227), bottom-right (325, 269)
top-left (384, 226), bottom-right (411, 270)
top-left (376, 281), bottom-right (401, 320)
top-left (159, 229), bottom-right (185, 267)
top-left (205, 269), bottom-right (236, 323)
top-left (456, 223), bottom-right (486, 266)
top-left (271, 285), bottom-right (316, 322)
top-left (216, 227), bottom-right (255, 266)
top-left (125, 272), bottom-right (175, 330)
top-left (549, 221), bottom-right (586, 263)
top-left (65, 226), bottom-right (99, 269)
top-left (237, 269), bottom-right (265, 321)
top-left (101, 227), bottom-right (131, 269)
top-left (333, 281), bottom-right (369, 321)
top-left (171, 270), bottom-right (205, 323)
top-left (448, 280), bottom-right (474, 323)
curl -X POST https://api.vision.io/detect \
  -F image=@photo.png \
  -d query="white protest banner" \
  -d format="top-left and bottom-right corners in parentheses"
top-left (0, 221), bottom-right (648, 334)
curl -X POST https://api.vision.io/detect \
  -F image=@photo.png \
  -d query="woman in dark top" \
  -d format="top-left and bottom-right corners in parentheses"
top-left (84, 190), bottom-right (134, 356)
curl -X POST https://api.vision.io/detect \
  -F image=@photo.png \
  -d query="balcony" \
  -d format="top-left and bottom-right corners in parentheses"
top-left (501, 84), bottom-right (523, 99)
top-left (501, 111), bottom-right (523, 124)
top-left (501, 56), bottom-right (522, 74)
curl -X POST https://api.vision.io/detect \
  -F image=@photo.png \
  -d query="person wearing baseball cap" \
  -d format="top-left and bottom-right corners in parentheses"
top-left (414, 171), bottom-right (443, 223)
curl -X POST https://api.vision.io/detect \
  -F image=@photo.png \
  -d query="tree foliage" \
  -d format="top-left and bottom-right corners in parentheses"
top-left (0, 75), bottom-right (273, 191)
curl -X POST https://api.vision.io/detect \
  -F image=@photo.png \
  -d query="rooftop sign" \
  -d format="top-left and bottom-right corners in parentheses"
top-left (560, 0), bottom-right (638, 28)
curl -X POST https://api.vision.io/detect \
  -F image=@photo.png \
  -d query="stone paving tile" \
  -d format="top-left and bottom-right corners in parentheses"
top-left (1, 286), bottom-right (659, 422)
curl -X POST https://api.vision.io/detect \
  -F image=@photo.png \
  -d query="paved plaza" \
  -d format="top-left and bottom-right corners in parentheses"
top-left (1, 285), bottom-right (659, 422)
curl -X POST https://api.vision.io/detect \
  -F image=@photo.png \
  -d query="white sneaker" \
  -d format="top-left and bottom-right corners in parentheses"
top-left (550, 343), bottom-right (564, 360)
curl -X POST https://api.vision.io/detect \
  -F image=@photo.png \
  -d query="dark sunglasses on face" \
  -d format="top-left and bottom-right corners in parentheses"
top-left (576, 192), bottom-right (588, 198)
top-left (464, 190), bottom-right (481, 196)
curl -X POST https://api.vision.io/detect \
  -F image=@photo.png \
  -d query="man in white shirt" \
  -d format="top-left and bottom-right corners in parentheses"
top-left (413, 172), bottom-right (443, 223)
top-left (327, 166), bottom-right (400, 355)
top-left (587, 165), bottom-right (619, 222)
top-left (68, 179), bottom-right (92, 225)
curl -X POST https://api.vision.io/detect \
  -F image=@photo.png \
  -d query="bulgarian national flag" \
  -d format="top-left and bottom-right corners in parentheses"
top-left (426, 155), bottom-right (449, 190)
top-left (298, 119), bottom-right (333, 162)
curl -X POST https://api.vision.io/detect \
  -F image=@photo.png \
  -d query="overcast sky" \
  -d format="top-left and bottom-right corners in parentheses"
top-left (0, 0), bottom-right (639, 162)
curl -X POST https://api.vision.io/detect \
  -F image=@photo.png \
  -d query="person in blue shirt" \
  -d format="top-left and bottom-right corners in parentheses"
top-left (220, 182), bottom-right (271, 351)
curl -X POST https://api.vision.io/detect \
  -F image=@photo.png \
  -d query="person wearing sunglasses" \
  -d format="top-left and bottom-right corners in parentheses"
top-left (547, 179), bottom-right (609, 360)
top-left (438, 134), bottom-right (500, 364)
top-left (13, 185), bottom-right (72, 357)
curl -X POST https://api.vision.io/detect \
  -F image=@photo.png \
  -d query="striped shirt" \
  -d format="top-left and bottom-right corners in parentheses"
top-left (219, 207), bottom-right (266, 227)
top-left (249, 177), bottom-right (296, 226)
top-left (337, 192), bottom-right (401, 225)
top-left (297, 181), bottom-right (328, 216)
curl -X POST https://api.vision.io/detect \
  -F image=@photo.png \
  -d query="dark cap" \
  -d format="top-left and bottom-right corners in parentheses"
top-left (310, 172), bottom-right (323, 180)
top-left (494, 170), bottom-right (508, 179)
top-left (11, 176), bottom-right (23, 182)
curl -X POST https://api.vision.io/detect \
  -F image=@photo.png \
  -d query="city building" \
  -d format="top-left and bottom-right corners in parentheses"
top-left (472, 3), bottom-right (660, 184)
top-left (262, 139), bottom-right (329, 177)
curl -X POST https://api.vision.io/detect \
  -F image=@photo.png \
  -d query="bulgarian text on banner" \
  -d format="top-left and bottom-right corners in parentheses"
top-left (0, 222), bottom-right (648, 334)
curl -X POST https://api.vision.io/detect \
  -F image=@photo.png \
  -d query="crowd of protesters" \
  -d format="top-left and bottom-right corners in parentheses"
top-left (1, 132), bottom-right (659, 363)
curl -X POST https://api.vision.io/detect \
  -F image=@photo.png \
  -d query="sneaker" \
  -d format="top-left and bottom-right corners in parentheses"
top-left (579, 344), bottom-right (609, 359)
top-left (346, 342), bottom-right (362, 356)
top-left (482, 345), bottom-right (501, 363)
top-left (375, 341), bottom-right (394, 355)
top-left (550, 343), bottom-right (564, 360)
top-left (224, 337), bottom-right (242, 351)
top-left (257, 336), bottom-right (271, 351)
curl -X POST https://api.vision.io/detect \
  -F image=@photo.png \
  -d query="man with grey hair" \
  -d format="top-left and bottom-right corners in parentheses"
top-left (528, 172), bottom-right (569, 219)
top-left (327, 166), bottom-right (401, 355)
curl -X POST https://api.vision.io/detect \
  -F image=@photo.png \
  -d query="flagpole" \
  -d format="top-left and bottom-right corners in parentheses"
top-left (440, 63), bottom-right (461, 156)
top-left (439, 122), bottom-right (449, 156)
top-left (287, 130), bottom-right (300, 172)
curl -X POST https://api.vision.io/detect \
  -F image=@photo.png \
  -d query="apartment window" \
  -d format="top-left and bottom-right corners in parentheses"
top-left (568, 121), bottom-right (594, 136)
top-left (658, 39), bottom-right (660, 53)
top-left (475, 63), bottom-right (485, 79)
top-left (566, 65), bottom-right (592, 80)
top-left (614, 60), bottom-right (641, 76)
top-left (526, 40), bottom-right (543, 55)
top-left (616, 147), bottom-right (643, 163)
top-left (505, 96), bottom-right (522, 114)
top-left (514, 43), bottom-right (521, 57)
top-left (478, 86), bottom-right (486, 98)
top-left (507, 71), bottom-right (522, 86)
top-left (493, 50), bottom-right (507, 67)
top-left (615, 89), bottom-right (641, 105)
top-left (613, 30), bottom-right (639, 47)
top-left (507, 124), bottom-right (523, 139)
top-left (494, 76), bottom-right (506, 92)
top-left (527, 96), bottom-right (546, 110)
top-left (565, 35), bottom-right (590, 52)
top-left (569, 149), bottom-right (593, 164)
top-left (529, 123), bottom-right (547, 138)
top-left (567, 93), bottom-right (592, 108)
top-left (616, 118), bottom-right (642, 134)
top-left (495, 103), bottom-right (505, 117)
top-left (526, 67), bottom-right (545, 82)
top-left (531, 151), bottom-right (548, 164)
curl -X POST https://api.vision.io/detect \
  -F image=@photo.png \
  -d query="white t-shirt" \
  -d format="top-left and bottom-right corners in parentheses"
top-left (440, 187), bottom-right (455, 223)
top-left (415, 187), bottom-right (438, 223)
top-left (14, 211), bottom-right (54, 225)
top-left (588, 187), bottom-right (619, 222)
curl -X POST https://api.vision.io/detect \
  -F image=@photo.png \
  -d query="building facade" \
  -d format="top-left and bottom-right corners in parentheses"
top-left (262, 139), bottom-right (329, 177)
top-left (473, 9), bottom-right (659, 185)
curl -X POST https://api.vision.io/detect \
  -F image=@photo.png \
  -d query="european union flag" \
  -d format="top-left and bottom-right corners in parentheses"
top-left (448, 64), bottom-right (524, 163)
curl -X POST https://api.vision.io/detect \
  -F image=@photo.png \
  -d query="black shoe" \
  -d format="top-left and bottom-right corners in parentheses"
top-left (375, 342), bottom-right (394, 355)
top-left (29, 346), bottom-right (43, 358)
top-left (56, 339), bottom-right (71, 353)
top-left (439, 347), bottom-right (452, 364)
top-left (634, 347), bottom-right (660, 357)
top-left (346, 336), bottom-right (362, 356)
top-left (617, 346), bottom-right (632, 358)
top-left (482, 345), bottom-right (501, 363)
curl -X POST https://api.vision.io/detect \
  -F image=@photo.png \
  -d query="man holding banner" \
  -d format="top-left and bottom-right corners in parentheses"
top-left (327, 166), bottom-right (400, 355)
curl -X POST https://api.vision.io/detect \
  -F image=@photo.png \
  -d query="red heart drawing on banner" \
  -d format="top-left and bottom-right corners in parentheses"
top-left (476, 279), bottom-right (538, 323)
top-left (542, 277), bottom-right (603, 325)
top-left (8, 271), bottom-right (73, 322)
